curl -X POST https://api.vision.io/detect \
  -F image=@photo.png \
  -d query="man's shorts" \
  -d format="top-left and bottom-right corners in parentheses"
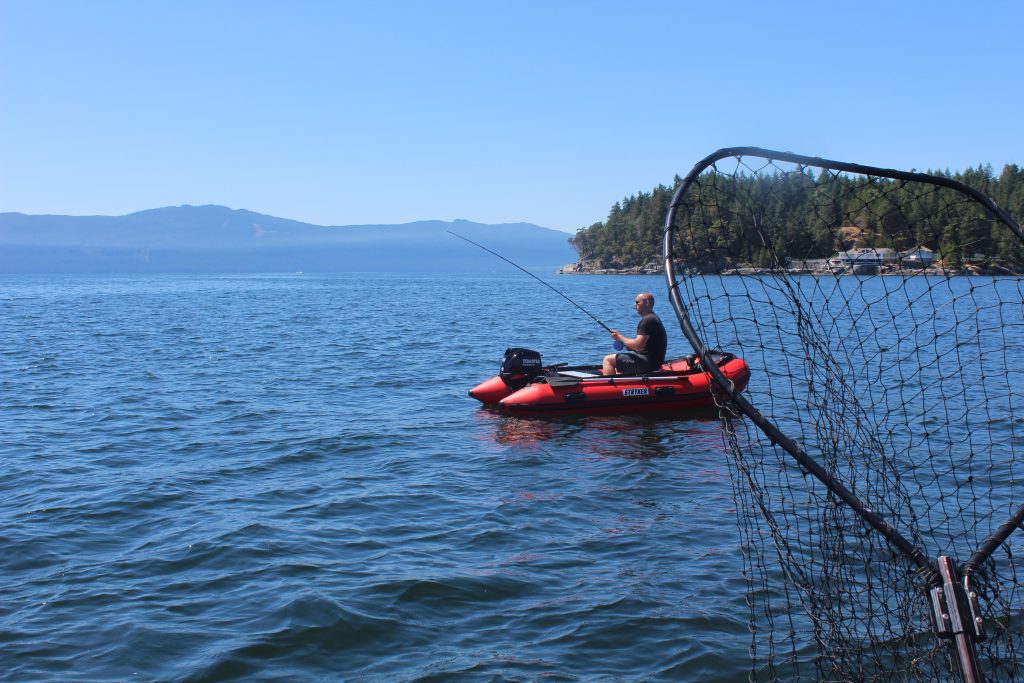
top-left (615, 352), bottom-right (653, 375)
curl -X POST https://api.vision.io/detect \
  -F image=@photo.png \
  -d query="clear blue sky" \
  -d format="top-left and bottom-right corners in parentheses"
top-left (1, 1), bottom-right (1021, 234)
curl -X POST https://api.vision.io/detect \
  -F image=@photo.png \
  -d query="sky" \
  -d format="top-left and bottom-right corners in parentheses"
top-left (1, 1), bottom-right (1022, 234)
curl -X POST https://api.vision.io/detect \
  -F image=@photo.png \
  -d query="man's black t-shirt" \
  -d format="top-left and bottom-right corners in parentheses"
top-left (637, 313), bottom-right (667, 368)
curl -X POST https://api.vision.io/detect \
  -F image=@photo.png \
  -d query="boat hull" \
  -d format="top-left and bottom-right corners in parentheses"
top-left (469, 355), bottom-right (751, 416)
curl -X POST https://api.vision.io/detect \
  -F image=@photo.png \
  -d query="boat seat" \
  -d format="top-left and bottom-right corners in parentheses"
top-left (558, 370), bottom-right (600, 378)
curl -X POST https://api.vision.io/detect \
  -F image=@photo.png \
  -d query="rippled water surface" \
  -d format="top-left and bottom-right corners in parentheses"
top-left (1, 272), bottom-right (758, 682)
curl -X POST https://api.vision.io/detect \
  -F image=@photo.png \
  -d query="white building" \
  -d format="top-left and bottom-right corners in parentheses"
top-left (828, 247), bottom-right (898, 269)
top-left (899, 247), bottom-right (935, 267)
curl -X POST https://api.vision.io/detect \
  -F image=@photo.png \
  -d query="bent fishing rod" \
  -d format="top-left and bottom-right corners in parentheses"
top-left (447, 230), bottom-right (624, 349)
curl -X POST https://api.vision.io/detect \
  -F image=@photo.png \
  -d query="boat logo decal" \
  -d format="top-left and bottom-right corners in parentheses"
top-left (622, 387), bottom-right (649, 397)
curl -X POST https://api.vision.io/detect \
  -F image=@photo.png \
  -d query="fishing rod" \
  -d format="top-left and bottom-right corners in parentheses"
top-left (447, 230), bottom-right (624, 349)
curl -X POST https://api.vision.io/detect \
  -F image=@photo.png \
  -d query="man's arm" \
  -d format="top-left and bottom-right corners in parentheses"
top-left (610, 329), bottom-right (649, 352)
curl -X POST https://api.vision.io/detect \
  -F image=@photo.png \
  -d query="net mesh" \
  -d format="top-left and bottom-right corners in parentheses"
top-left (665, 149), bottom-right (1024, 681)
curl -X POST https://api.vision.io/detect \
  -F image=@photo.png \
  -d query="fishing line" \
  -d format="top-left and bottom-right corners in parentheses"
top-left (447, 230), bottom-right (624, 349)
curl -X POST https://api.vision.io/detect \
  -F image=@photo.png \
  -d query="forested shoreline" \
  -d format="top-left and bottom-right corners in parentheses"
top-left (568, 164), bottom-right (1024, 271)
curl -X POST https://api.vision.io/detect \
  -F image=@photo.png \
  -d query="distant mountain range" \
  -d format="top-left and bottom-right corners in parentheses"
top-left (0, 205), bottom-right (579, 273)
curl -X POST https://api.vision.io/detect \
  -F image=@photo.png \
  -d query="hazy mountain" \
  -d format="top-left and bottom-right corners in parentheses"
top-left (0, 205), bottom-right (579, 273)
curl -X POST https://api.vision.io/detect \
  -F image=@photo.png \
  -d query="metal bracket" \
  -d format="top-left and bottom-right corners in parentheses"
top-left (929, 556), bottom-right (986, 641)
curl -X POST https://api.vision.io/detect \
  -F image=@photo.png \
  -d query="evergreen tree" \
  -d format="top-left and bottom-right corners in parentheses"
top-left (569, 162), bottom-right (1023, 270)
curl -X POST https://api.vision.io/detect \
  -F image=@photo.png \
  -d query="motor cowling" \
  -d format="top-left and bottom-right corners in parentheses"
top-left (499, 347), bottom-right (543, 390)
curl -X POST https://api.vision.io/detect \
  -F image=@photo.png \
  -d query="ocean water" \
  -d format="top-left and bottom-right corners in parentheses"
top-left (1, 272), bottom-right (752, 682)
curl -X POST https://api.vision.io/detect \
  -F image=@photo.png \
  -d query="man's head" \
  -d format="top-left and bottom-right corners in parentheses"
top-left (634, 292), bottom-right (654, 315)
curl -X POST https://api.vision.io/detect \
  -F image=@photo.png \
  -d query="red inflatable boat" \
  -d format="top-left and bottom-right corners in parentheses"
top-left (469, 348), bottom-right (750, 416)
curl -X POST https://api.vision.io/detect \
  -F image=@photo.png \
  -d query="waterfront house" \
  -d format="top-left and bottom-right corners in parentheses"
top-left (899, 246), bottom-right (935, 268)
top-left (827, 247), bottom-right (898, 269)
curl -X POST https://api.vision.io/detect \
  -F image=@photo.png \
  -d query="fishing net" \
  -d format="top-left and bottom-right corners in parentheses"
top-left (663, 148), bottom-right (1024, 681)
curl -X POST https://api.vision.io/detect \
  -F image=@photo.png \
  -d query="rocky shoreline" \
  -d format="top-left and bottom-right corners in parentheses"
top-left (558, 261), bottom-right (1024, 277)
top-left (557, 261), bottom-right (662, 275)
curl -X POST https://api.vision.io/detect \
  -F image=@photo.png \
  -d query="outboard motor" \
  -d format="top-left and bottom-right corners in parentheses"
top-left (499, 347), bottom-right (543, 391)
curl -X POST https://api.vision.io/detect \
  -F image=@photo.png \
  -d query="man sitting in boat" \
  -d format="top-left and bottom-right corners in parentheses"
top-left (602, 292), bottom-right (667, 376)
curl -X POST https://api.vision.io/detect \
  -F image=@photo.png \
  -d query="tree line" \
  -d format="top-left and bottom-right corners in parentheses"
top-left (569, 164), bottom-right (1024, 269)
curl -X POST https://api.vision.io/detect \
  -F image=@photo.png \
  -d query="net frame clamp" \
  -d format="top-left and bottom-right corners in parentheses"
top-left (929, 556), bottom-right (986, 642)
